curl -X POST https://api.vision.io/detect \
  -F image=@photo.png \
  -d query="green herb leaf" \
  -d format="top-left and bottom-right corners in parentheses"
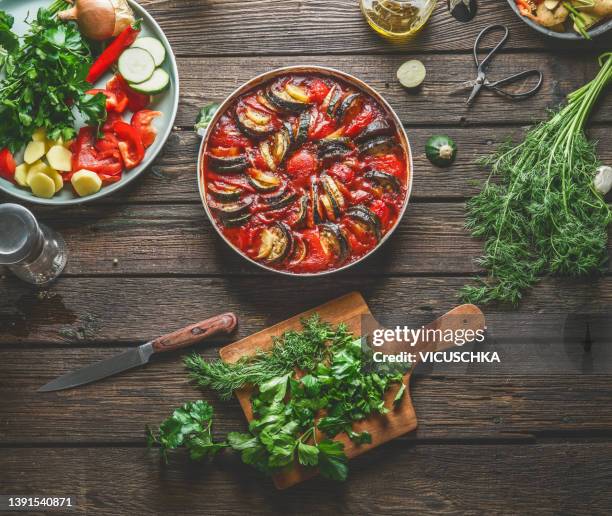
top-left (318, 440), bottom-right (348, 481)
top-left (297, 441), bottom-right (319, 466)
top-left (195, 102), bottom-right (220, 135)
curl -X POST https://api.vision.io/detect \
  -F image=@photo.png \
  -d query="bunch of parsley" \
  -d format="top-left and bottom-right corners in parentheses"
top-left (0, 7), bottom-right (106, 153)
top-left (147, 316), bottom-right (406, 482)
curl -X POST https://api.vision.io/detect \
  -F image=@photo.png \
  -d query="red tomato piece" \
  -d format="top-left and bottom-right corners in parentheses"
top-left (131, 110), bottom-right (162, 148)
top-left (210, 117), bottom-right (250, 148)
top-left (86, 88), bottom-right (128, 113)
top-left (369, 199), bottom-right (392, 230)
top-left (308, 79), bottom-right (331, 103)
top-left (71, 127), bottom-right (123, 176)
top-left (286, 149), bottom-right (317, 181)
top-left (327, 162), bottom-right (355, 184)
top-left (309, 109), bottom-right (336, 140)
top-left (113, 121), bottom-right (145, 169)
top-left (0, 148), bottom-right (16, 182)
top-left (345, 104), bottom-right (375, 138)
top-left (107, 74), bottom-right (151, 113)
top-left (364, 153), bottom-right (404, 178)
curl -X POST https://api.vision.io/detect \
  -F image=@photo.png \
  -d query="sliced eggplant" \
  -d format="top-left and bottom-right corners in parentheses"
top-left (290, 236), bottom-right (308, 265)
top-left (310, 176), bottom-right (323, 225)
top-left (358, 135), bottom-right (396, 156)
top-left (257, 93), bottom-right (280, 113)
top-left (355, 119), bottom-right (392, 144)
top-left (207, 153), bottom-right (249, 173)
top-left (285, 83), bottom-right (310, 103)
top-left (318, 137), bottom-right (352, 161)
top-left (335, 93), bottom-right (361, 123)
top-left (293, 110), bottom-right (311, 149)
top-left (272, 126), bottom-right (291, 164)
top-left (266, 81), bottom-right (311, 113)
top-left (259, 140), bottom-right (277, 171)
top-left (207, 182), bottom-right (244, 201)
top-left (224, 213), bottom-right (251, 227)
top-left (364, 170), bottom-right (401, 193)
top-left (291, 194), bottom-right (309, 227)
top-left (320, 174), bottom-right (346, 214)
top-left (319, 223), bottom-right (349, 262)
top-left (266, 190), bottom-right (297, 210)
top-left (246, 168), bottom-right (281, 193)
top-left (235, 103), bottom-right (275, 139)
top-left (319, 193), bottom-right (339, 221)
top-left (256, 222), bottom-right (293, 263)
top-left (322, 85), bottom-right (341, 117)
top-left (347, 205), bottom-right (382, 241)
top-left (209, 195), bottom-right (254, 221)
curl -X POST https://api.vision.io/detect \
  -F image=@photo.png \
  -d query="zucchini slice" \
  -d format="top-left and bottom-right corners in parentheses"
top-left (131, 37), bottom-right (166, 67)
top-left (129, 68), bottom-right (170, 94)
top-left (118, 47), bottom-right (156, 84)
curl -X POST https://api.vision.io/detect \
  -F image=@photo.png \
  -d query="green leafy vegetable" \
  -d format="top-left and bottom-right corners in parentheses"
top-left (195, 102), bottom-right (220, 135)
top-left (462, 53), bottom-right (612, 306)
top-left (177, 316), bottom-right (406, 481)
top-left (146, 400), bottom-right (228, 462)
top-left (0, 7), bottom-right (106, 152)
top-left (0, 11), bottom-right (18, 58)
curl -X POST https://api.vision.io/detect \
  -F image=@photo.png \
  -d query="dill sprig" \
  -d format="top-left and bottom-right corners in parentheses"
top-left (462, 53), bottom-right (612, 306)
top-left (185, 315), bottom-right (349, 399)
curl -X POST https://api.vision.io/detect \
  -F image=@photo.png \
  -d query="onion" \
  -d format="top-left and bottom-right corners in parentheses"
top-left (59, 0), bottom-right (134, 41)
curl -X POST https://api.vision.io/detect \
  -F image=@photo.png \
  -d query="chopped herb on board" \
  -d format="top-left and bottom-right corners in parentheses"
top-left (148, 315), bottom-right (407, 481)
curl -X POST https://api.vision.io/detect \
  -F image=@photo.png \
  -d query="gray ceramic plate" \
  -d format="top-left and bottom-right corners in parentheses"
top-left (506, 0), bottom-right (612, 40)
top-left (0, 0), bottom-right (179, 205)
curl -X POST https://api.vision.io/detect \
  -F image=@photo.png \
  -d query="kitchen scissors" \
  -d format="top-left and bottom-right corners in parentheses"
top-left (457, 24), bottom-right (543, 106)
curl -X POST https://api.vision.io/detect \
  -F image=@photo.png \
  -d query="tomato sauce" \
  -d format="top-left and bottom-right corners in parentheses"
top-left (203, 74), bottom-right (410, 274)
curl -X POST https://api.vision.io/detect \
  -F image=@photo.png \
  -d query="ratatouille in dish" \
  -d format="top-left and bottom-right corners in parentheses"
top-left (202, 74), bottom-right (410, 274)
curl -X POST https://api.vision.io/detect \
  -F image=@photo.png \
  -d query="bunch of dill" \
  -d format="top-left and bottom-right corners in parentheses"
top-left (462, 53), bottom-right (612, 306)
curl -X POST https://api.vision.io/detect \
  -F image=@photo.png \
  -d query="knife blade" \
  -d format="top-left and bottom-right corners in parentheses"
top-left (38, 312), bottom-right (238, 392)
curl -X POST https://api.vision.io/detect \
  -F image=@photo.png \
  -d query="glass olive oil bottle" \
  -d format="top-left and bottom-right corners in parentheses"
top-left (360, 0), bottom-right (437, 39)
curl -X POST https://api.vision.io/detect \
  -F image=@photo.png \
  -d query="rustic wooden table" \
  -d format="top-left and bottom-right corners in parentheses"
top-left (2, 1), bottom-right (612, 514)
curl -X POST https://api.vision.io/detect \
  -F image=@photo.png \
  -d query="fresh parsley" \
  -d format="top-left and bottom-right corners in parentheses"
top-left (150, 316), bottom-right (407, 482)
top-left (0, 7), bottom-right (106, 153)
top-left (146, 400), bottom-right (228, 463)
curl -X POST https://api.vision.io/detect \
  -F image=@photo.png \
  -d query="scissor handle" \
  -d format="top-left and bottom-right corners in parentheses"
top-left (473, 24), bottom-right (509, 72)
top-left (488, 69), bottom-right (544, 100)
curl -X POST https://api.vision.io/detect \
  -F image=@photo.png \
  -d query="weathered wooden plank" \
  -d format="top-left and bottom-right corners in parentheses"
top-left (1, 444), bottom-right (611, 514)
top-left (11, 200), bottom-right (612, 277)
top-left (19, 203), bottom-right (476, 276)
top-left (172, 54), bottom-right (612, 128)
top-left (2, 276), bottom-right (612, 345)
top-left (1, 343), bottom-right (612, 442)
top-left (141, 0), bottom-right (610, 55)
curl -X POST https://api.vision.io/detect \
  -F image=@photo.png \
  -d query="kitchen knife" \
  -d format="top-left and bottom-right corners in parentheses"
top-left (38, 312), bottom-right (238, 392)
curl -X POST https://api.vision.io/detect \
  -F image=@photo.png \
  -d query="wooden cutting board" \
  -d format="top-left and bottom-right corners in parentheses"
top-left (219, 292), bottom-right (485, 489)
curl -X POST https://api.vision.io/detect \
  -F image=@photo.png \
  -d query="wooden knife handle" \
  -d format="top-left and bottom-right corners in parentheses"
top-left (151, 313), bottom-right (238, 353)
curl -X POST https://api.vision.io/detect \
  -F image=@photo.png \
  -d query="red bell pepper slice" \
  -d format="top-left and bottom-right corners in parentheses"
top-left (86, 89), bottom-right (129, 114)
top-left (0, 148), bottom-right (16, 182)
top-left (107, 74), bottom-right (151, 113)
top-left (131, 110), bottom-right (162, 148)
top-left (87, 23), bottom-right (141, 84)
top-left (113, 121), bottom-right (145, 169)
top-left (71, 127), bottom-right (123, 176)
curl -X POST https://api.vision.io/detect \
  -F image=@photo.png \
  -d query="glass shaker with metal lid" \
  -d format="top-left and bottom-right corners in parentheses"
top-left (0, 203), bottom-right (68, 285)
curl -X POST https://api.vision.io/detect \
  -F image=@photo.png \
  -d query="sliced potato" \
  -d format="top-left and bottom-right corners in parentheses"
top-left (32, 128), bottom-right (47, 142)
top-left (14, 163), bottom-right (29, 187)
top-left (24, 141), bottom-right (47, 165)
top-left (43, 167), bottom-right (64, 193)
top-left (29, 172), bottom-right (55, 199)
top-left (71, 170), bottom-right (102, 197)
top-left (46, 145), bottom-right (72, 172)
top-left (26, 161), bottom-right (49, 186)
